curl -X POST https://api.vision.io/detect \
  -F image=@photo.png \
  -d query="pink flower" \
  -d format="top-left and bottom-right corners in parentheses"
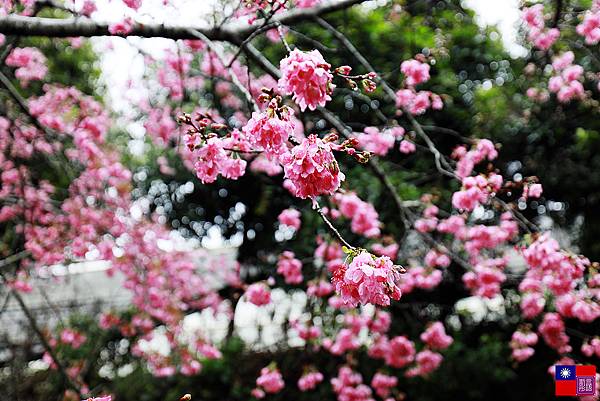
top-left (538, 312), bottom-right (571, 353)
top-left (384, 336), bottom-right (415, 368)
top-left (122, 0), bottom-right (142, 9)
top-left (399, 140), bottom-right (416, 154)
top-left (334, 192), bottom-right (381, 238)
top-left (6, 47), bottom-right (48, 85)
top-left (295, 0), bottom-right (320, 7)
top-left (371, 373), bottom-right (397, 398)
top-left (256, 366), bottom-right (285, 393)
top-left (526, 183), bottom-right (543, 198)
top-left (298, 371), bottom-right (324, 391)
top-left (250, 155), bottom-right (283, 176)
top-left (405, 350), bottom-right (443, 377)
top-left (108, 17), bottom-right (134, 35)
top-left (533, 28), bottom-right (560, 50)
top-left (577, 10), bottom-right (600, 44)
top-left (278, 49), bottom-right (334, 111)
top-left (278, 208), bottom-right (301, 230)
top-left (552, 52), bottom-right (575, 71)
top-left (401, 59), bottom-right (431, 86)
top-left (371, 243), bottom-right (399, 259)
top-left (281, 134), bottom-right (344, 199)
top-left (332, 252), bottom-right (402, 307)
top-left (245, 283), bottom-right (271, 306)
top-left (331, 366), bottom-right (373, 401)
top-left (420, 322), bottom-right (453, 350)
top-left (277, 251), bottom-right (303, 284)
top-left (356, 127), bottom-right (395, 156)
top-left (242, 108), bottom-right (296, 157)
top-left (83, 397), bottom-right (111, 401)
top-left (510, 329), bottom-right (538, 362)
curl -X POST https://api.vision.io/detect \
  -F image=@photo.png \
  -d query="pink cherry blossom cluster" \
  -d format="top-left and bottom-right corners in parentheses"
top-left (401, 59), bottom-right (430, 87)
top-left (332, 251), bottom-right (402, 307)
top-left (355, 126), bottom-right (396, 156)
top-left (332, 192), bottom-right (382, 238)
top-left (451, 173), bottom-right (503, 211)
top-left (547, 52), bottom-right (585, 103)
top-left (6, 47), bottom-right (48, 86)
top-left (291, 319), bottom-right (321, 341)
top-left (242, 100), bottom-right (297, 158)
top-left (59, 328), bottom-right (87, 349)
top-left (581, 337), bottom-right (600, 358)
top-left (371, 242), bottom-right (399, 260)
top-left (278, 49), bottom-right (334, 111)
top-left (576, 1), bottom-right (600, 45)
top-left (298, 371), bottom-right (324, 391)
top-left (453, 139), bottom-right (498, 179)
top-left (108, 17), bottom-right (134, 35)
top-left (245, 282), bottom-right (272, 306)
top-left (405, 350), bottom-right (443, 377)
top-left (395, 89), bottom-right (443, 115)
top-left (278, 208), bottom-right (301, 231)
top-left (395, 56), bottom-right (443, 115)
top-left (144, 106), bottom-right (178, 146)
top-left (522, 4), bottom-right (560, 50)
top-left (295, 0), bottom-right (321, 8)
top-left (331, 366), bottom-right (375, 401)
top-left (510, 329), bottom-right (538, 362)
top-left (420, 321), bottom-right (453, 350)
top-left (277, 250), bottom-right (303, 284)
top-left (255, 366), bottom-right (285, 396)
top-left (281, 134), bottom-right (345, 199)
top-left (538, 312), bottom-right (571, 354)
top-left (370, 373), bottom-right (397, 398)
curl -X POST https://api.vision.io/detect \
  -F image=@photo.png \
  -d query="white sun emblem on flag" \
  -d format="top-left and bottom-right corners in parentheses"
top-left (560, 368), bottom-right (571, 379)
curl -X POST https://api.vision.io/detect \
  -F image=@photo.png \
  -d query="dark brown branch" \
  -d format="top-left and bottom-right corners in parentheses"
top-left (0, 0), bottom-right (367, 41)
top-left (2, 277), bottom-right (83, 398)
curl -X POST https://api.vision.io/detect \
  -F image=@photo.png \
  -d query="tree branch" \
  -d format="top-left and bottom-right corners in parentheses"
top-left (0, 0), bottom-right (367, 41)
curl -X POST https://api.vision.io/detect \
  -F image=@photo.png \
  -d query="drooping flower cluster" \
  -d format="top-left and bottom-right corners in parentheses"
top-left (6, 47), bottom-right (48, 85)
top-left (187, 136), bottom-right (247, 184)
top-left (371, 373), bottom-right (397, 398)
top-left (395, 88), bottom-right (443, 115)
top-left (576, 1), bottom-right (600, 45)
top-left (355, 126), bottom-right (404, 156)
top-left (298, 371), bottom-right (324, 391)
top-left (420, 322), bottom-right (453, 350)
top-left (242, 100), bottom-right (297, 158)
top-left (331, 366), bottom-right (374, 401)
top-left (395, 56), bottom-right (443, 115)
top-left (256, 366), bottom-right (285, 394)
top-left (333, 192), bottom-right (382, 238)
top-left (278, 49), bottom-right (334, 111)
top-left (245, 283), bottom-right (272, 306)
top-left (182, 115), bottom-right (250, 184)
top-left (510, 329), bottom-right (538, 362)
top-left (522, 4), bottom-right (560, 49)
top-left (332, 251), bottom-right (402, 307)
top-left (281, 134), bottom-right (344, 199)
top-left (278, 208), bottom-right (301, 231)
top-left (453, 139), bottom-right (498, 179)
top-left (547, 52), bottom-right (585, 103)
top-left (401, 59), bottom-right (430, 87)
top-left (277, 250), bottom-right (303, 284)
top-left (451, 173), bottom-right (503, 211)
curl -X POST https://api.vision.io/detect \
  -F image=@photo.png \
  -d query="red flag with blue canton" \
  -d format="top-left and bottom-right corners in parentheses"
top-left (555, 365), bottom-right (597, 397)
